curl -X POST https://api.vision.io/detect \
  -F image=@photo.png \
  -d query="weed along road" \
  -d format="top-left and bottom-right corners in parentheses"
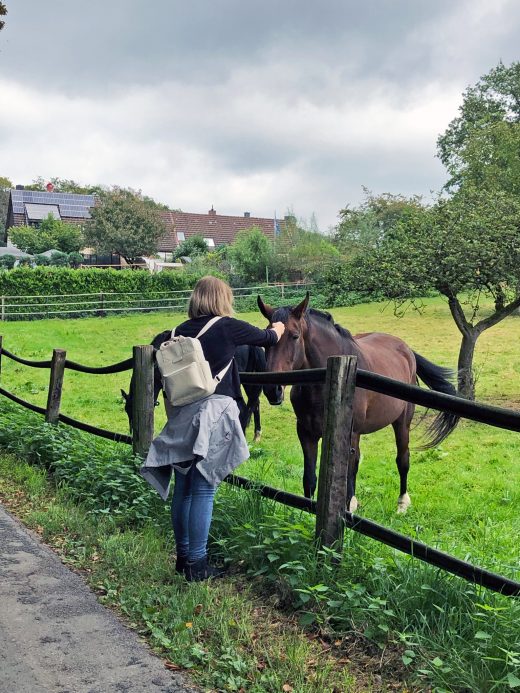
top-left (0, 504), bottom-right (195, 693)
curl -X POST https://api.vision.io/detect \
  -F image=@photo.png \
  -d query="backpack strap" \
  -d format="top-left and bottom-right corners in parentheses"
top-left (195, 315), bottom-right (223, 338)
top-left (198, 317), bottom-right (233, 382)
top-left (170, 316), bottom-right (232, 383)
top-left (215, 359), bottom-right (233, 383)
top-left (170, 315), bottom-right (222, 339)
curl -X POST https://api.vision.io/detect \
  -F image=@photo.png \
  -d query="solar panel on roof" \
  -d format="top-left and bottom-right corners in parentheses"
top-left (24, 203), bottom-right (61, 221)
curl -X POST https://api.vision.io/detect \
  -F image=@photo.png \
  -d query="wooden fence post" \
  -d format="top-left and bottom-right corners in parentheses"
top-left (132, 345), bottom-right (155, 457)
top-left (46, 348), bottom-right (67, 423)
top-left (1, 296), bottom-right (5, 321)
top-left (315, 355), bottom-right (357, 554)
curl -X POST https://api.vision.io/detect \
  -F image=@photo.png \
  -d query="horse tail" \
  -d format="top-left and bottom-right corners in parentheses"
top-left (413, 351), bottom-right (459, 449)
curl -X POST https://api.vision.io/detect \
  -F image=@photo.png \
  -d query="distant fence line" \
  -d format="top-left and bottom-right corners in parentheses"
top-left (0, 282), bottom-right (313, 321)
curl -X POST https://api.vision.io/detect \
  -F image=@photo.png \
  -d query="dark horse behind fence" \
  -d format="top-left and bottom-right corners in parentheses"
top-left (258, 293), bottom-right (459, 513)
top-left (121, 330), bottom-right (280, 442)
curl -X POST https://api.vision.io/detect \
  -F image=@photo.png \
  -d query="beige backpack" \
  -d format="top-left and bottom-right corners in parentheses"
top-left (156, 316), bottom-right (232, 407)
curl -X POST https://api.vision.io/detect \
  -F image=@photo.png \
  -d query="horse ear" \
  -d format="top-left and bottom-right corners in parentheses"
top-left (291, 292), bottom-right (310, 320)
top-left (121, 389), bottom-right (128, 401)
top-left (257, 295), bottom-right (274, 320)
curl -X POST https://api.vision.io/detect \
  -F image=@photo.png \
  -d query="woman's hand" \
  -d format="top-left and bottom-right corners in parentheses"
top-left (271, 321), bottom-right (285, 342)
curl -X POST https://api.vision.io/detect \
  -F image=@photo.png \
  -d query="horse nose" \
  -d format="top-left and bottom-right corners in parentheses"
top-left (274, 385), bottom-right (284, 405)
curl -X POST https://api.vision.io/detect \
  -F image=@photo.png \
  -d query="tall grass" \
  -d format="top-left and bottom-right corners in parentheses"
top-left (1, 398), bottom-right (519, 691)
top-left (1, 298), bottom-right (520, 689)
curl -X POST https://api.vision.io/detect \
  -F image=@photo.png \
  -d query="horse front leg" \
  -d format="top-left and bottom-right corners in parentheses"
top-left (252, 401), bottom-right (261, 443)
top-left (296, 421), bottom-right (319, 498)
top-left (347, 432), bottom-right (360, 512)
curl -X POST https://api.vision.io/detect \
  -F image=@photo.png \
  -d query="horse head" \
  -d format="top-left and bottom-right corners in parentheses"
top-left (257, 292), bottom-right (310, 390)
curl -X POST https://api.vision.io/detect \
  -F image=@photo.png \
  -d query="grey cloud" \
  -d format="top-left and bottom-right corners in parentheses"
top-left (4, 0), bottom-right (513, 97)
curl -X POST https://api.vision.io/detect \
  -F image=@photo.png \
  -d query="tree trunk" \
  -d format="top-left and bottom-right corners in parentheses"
top-left (457, 329), bottom-right (478, 400)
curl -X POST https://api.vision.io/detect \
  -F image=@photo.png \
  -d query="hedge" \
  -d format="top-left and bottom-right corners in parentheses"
top-left (0, 267), bottom-right (203, 297)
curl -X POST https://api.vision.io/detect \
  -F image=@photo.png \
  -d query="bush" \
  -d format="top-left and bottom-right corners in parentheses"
top-left (0, 254), bottom-right (16, 270)
top-left (0, 266), bottom-right (203, 297)
top-left (49, 251), bottom-right (69, 267)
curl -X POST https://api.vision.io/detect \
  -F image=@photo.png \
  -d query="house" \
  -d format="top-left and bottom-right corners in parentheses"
top-left (5, 187), bottom-right (96, 232)
top-left (4, 188), bottom-right (283, 263)
top-left (157, 207), bottom-right (282, 254)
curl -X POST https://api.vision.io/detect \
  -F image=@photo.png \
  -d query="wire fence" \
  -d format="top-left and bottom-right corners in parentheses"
top-left (0, 282), bottom-right (314, 321)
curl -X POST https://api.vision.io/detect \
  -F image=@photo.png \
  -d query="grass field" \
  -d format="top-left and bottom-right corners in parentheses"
top-left (2, 297), bottom-right (520, 690)
top-left (1, 296), bottom-right (520, 579)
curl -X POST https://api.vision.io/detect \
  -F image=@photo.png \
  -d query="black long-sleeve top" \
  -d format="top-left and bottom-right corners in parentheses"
top-left (174, 315), bottom-right (278, 400)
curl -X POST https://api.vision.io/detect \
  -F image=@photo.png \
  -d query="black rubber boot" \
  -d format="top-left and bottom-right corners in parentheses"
top-left (175, 555), bottom-right (188, 575)
top-left (185, 556), bottom-right (225, 582)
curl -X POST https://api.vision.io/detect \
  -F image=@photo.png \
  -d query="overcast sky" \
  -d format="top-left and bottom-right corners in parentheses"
top-left (1, 1), bottom-right (519, 230)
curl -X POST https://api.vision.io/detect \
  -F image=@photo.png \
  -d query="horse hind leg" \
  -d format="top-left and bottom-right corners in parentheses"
top-left (393, 405), bottom-right (414, 513)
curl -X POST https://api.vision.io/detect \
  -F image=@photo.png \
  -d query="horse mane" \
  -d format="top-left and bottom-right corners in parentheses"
top-left (271, 306), bottom-right (354, 343)
top-left (152, 330), bottom-right (171, 350)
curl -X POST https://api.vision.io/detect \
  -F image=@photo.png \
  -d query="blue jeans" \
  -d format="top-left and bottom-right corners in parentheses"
top-left (171, 463), bottom-right (217, 562)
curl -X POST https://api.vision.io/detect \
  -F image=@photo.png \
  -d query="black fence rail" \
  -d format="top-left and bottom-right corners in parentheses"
top-left (1, 337), bottom-right (519, 597)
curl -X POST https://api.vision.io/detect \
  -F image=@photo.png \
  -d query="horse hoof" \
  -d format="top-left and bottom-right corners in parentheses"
top-left (348, 496), bottom-right (358, 512)
top-left (397, 493), bottom-right (411, 514)
top-left (253, 433), bottom-right (261, 443)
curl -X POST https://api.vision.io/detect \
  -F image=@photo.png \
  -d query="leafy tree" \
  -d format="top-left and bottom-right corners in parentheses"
top-left (84, 188), bottom-right (167, 265)
top-left (173, 234), bottom-right (210, 260)
top-left (9, 226), bottom-right (49, 255)
top-left (39, 214), bottom-right (84, 252)
top-left (0, 2), bottom-right (6, 32)
top-left (25, 177), bottom-right (105, 195)
top-left (26, 178), bottom-right (170, 210)
top-left (349, 187), bottom-right (520, 399)
top-left (10, 215), bottom-right (84, 254)
top-left (229, 227), bottom-right (273, 283)
top-left (333, 189), bottom-right (425, 258)
top-left (275, 227), bottom-right (339, 280)
top-left (438, 61), bottom-right (520, 193)
top-left (0, 175), bottom-right (13, 243)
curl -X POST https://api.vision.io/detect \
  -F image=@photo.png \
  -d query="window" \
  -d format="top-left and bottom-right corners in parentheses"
top-left (24, 203), bottom-right (61, 227)
top-left (177, 231), bottom-right (185, 242)
top-left (204, 238), bottom-right (215, 248)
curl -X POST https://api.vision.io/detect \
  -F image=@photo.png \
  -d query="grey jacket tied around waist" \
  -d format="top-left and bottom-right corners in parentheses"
top-left (140, 395), bottom-right (249, 500)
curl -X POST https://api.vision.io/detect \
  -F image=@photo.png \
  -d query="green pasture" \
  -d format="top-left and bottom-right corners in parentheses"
top-left (1, 297), bottom-right (520, 579)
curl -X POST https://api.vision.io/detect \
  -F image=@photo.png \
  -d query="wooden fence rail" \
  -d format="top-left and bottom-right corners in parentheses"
top-left (1, 336), bottom-right (520, 596)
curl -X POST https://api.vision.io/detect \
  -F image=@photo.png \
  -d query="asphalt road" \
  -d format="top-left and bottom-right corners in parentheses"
top-left (0, 504), bottom-right (196, 693)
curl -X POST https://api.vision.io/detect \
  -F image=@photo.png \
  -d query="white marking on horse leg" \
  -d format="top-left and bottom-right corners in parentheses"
top-left (397, 493), bottom-right (411, 514)
top-left (253, 432), bottom-right (261, 443)
top-left (349, 496), bottom-right (358, 512)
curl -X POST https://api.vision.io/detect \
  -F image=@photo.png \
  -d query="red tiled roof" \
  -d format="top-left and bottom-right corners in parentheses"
top-left (158, 208), bottom-right (279, 252)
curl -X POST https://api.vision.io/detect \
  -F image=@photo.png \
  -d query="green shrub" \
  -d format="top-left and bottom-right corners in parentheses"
top-left (0, 266), bottom-right (203, 297)
top-left (0, 254), bottom-right (16, 270)
top-left (49, 251), bottom-right (69, 267)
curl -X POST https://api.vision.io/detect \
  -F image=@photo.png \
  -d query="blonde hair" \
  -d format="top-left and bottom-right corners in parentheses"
top-left (188, 276), bottom-right (234, 318)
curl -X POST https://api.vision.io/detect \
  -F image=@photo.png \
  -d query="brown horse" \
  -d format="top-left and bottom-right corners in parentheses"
top-left (258, 293), bottom-right (459, 513)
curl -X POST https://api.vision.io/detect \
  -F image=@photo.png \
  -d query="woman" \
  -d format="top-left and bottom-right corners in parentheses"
top-left (141, 276), bottom-right (285, 582)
